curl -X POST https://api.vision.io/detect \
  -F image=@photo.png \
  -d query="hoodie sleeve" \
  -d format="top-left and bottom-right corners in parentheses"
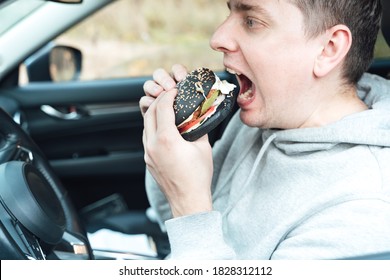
top-left (145, 184), bottom-right (238, 259)
top-left (165, 211), bottom-right (236, 259)
top-left (145, 171), bottom-right (238, 259)
top-left (145, 170), bottom-right (172, 232)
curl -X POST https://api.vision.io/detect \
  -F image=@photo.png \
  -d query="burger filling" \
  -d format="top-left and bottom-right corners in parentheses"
top-left (178, 93), bottom-right (222, 134)
top-left (178, 75), bottom-right (236, 134)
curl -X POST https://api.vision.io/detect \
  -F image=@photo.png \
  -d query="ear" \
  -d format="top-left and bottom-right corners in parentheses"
top-left (313, 25), bottom-right (352, 78)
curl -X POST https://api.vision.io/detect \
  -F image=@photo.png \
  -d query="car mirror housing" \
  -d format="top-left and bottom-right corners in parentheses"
top-left (24, 44), bottom-right (82, 83)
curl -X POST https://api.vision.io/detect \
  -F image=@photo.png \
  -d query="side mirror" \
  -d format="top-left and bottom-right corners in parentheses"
top-left (49, 46), bottom-right (82, 82)
top-left (24, 44), bottom-right (82, 83)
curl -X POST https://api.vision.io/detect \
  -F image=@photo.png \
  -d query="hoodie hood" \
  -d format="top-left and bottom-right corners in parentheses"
top-left (266, 73), bottom-right (390, 155)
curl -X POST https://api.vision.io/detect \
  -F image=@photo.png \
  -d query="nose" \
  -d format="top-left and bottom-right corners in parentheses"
top-left (210, 17), bottom-right (238, 54)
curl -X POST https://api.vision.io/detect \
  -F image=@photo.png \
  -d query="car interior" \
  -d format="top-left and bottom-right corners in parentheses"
top-left (0, 0), bottom-right (389, 260)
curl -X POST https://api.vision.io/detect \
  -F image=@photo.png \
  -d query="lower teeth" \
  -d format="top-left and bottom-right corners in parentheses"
top-left (240, 89), bottom-right (253, 100)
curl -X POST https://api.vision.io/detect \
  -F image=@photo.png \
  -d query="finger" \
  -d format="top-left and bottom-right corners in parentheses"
top-left (153, 68), bottom-right (176, 91)
top-left (155, 88), bottom-right (179, 133)
top-left (143, 80), bottom-right (163, 97)
top-left (171, 64), bottom-right (188, 82)
top-left (139, 96), bottom-right (155, 116)
top-left (196, 134), bottom-right (209, 144)
top-left (143, 96), bottom-right (158, 144)
top-left (142, 129), bottom-right (150, 165)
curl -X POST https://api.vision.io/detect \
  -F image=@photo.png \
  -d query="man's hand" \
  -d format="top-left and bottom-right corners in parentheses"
top-left (140, 64), bottom-right (188, 116)
top-left (141, 65), bottom-right (214, 218)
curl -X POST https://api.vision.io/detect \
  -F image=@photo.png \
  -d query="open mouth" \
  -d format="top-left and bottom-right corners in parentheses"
top-left (227, 68), bottom-right (254, 102)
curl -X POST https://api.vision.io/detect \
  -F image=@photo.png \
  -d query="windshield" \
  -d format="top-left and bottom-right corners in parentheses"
top-left (0, 0), bottom-right (44, 36)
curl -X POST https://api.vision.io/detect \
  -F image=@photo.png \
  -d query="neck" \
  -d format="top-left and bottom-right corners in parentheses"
top-left (299, 84), bottom-right (368, 128)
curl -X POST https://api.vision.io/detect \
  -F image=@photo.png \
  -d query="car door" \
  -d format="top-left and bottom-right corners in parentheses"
top-left (0, 0), bottom-right (231, 214)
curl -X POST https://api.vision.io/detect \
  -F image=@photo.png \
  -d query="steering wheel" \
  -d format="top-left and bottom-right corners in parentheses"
top-left (0, 108), bottom-right (93, 260)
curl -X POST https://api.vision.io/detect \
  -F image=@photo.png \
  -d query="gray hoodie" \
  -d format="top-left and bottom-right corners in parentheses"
top-left (145, 73), bottom-right (390, 259)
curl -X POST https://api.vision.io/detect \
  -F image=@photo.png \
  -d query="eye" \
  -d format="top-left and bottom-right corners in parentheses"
top-left (245, 17), bottom-right (255, 28)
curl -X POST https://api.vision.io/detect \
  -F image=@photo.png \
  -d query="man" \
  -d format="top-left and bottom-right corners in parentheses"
top-left (140, 0), bottom-right (390, 259)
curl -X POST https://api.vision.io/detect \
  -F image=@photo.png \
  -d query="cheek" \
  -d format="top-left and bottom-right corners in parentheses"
top-left (250, 31), bottom-right (316, 72)
top-left (252, 44), bottom-right (315, 92)
top-left (248, 47), bottom-right (315, 113)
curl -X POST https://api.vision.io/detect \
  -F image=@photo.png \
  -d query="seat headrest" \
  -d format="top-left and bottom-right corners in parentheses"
top-left (382, 0), bottom-right (390, 46)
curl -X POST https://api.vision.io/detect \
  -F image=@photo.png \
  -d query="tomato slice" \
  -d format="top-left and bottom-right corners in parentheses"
top-left (179, 105), bottom-right (217, 134)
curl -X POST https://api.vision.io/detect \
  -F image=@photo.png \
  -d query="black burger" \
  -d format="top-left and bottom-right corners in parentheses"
top-left (174, 67), bottom-right (237, 141)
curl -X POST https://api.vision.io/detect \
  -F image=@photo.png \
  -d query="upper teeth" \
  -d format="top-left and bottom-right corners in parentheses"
top-left (226, 68), bottom-right (242, 75)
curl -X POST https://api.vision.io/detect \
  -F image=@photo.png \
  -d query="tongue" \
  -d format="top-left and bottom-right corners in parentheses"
top-left (239, 74), bottom-right (253, 95)
top-left (238, 75), bottom-right (254, 100)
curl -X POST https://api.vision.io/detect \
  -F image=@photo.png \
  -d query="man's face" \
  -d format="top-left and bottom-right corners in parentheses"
top-left (210, 0), bottom-right (324, 129)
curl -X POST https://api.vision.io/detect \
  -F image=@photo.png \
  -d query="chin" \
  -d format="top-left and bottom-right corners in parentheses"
top-left (239, 110), bottom-right (265, 128)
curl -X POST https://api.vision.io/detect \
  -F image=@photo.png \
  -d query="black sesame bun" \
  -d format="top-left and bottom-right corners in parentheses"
top-left (174, 68), bottom-right (236, 141)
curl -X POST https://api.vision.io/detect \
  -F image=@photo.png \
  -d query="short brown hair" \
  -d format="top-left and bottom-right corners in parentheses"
top-left (290, 0), bottom-right (382, 84)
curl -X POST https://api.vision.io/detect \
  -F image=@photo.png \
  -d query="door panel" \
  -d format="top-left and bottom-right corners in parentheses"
top-left (3, 78), bottom-right (149, 210)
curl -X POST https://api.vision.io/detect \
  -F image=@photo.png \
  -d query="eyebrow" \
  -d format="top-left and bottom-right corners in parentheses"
top-left (227, 0), bottom-right (274, 20)
top-left (228, 0), bottom-right (266, 13)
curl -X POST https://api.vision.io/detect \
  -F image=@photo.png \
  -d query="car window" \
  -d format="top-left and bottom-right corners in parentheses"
top-left (374, 31), bottom-right (390, 59)
top-left (20, 0), bottom-right (389, 83)
top-left (53, 0), bottom-right (228, 81)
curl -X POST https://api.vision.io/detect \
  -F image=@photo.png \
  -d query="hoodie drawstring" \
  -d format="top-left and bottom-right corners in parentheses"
top-left (223, 133), bottom-right (277, 216)
top-left (212, 130), bottom-right (262, 200)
